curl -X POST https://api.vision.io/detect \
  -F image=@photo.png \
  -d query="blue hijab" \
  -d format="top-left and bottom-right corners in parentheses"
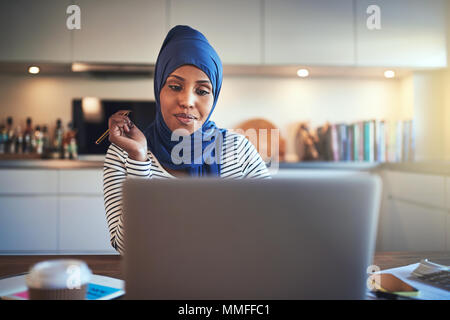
top-left (144, 25), bottom-right (226, 177)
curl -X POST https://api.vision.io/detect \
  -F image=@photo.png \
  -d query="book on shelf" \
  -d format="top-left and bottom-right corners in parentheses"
top-left (346, 125), bottom-right (353, 161)
top-left (374, 120), bottom-right (386, 162)
top-left (363, 120), bottom-right (375, 162)
top-left (330, 124), bottom-right (339, 161)
top-left (311, 119), bottom-right (414, 163)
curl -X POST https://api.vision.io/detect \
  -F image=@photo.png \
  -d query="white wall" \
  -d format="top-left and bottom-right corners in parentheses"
top-left (444, 0), bottom-right (450, 161)
top-left (0, 72), bottom-right (404, 159)
top-left (217, 75), bottom-right (402, 158)
top-left (410, 0), bottom-right (450, 161)
top-left (411, 70), bottom-right (446, 161)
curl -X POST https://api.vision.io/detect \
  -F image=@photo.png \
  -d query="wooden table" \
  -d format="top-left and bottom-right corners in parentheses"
top-left (1, 252), bottom-right (449, 280)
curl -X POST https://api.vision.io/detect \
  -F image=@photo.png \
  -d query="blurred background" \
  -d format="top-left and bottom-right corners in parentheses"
top-left (0, 0), bottom-right (449, 255)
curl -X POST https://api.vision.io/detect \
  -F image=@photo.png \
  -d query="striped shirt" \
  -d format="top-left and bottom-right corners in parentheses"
top-left (103, 131), bottom-right (271, 254)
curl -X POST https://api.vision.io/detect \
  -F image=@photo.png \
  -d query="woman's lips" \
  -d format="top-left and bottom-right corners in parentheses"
top-left (174, 113), bottom-right (197, 124)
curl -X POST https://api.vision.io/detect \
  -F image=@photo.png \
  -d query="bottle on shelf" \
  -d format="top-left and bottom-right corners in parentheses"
top-left (42, 125), bottom-right (50, 156)
top-left (63, 122), bottom-right (78, 160)
top-left (23, 117), bottom-right (34, 154)
top-left (5, 117), bottom-right (15, 154)
top-left (15, 126), bottom-right (23, 154)
top-left (54, 119), bottom-right (64, 159)
top-left (34, 125), bottom-right (43, 155)
top-left (0, 124), bottom-right (6, 154)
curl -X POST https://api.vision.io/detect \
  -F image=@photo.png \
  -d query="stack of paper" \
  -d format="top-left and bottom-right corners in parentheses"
top-left (367, 260), bottom-right (450, 300)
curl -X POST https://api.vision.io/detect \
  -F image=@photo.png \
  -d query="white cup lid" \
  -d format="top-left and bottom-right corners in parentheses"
top-left (26, 259), bottom-right (92, 289)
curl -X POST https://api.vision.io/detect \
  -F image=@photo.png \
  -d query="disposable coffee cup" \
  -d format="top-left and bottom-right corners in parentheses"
top-left (26, 259), bottom-right (92, 300)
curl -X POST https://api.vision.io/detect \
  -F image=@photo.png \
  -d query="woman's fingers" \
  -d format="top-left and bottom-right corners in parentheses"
top-left (124, 123), bottom-right (130, 133)
top-left (109, 117), bottom-right (132, 133)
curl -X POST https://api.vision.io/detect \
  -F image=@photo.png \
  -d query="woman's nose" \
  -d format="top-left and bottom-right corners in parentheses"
top-left (178, 90), bottom-right (195, 109)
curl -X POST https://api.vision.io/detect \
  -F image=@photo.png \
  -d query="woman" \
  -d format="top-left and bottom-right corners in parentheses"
top-left (103, 25), bottom-right (270, 254)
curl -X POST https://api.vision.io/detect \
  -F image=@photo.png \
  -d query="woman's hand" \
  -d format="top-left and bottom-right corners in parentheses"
top-left (108, 110), bottom-right (148, 161)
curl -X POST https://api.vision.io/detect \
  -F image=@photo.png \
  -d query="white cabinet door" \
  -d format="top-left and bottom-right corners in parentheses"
top-left (73, 0), bottom-right (166, 63)
top-left (446, 177), bottom-right (450, 210)
top-left (0, 196), bottom-right (58, 252)
top-left (0, 169), bottom-right (58, 194)
top-left (384, 171), bottom-right (445, 208)
top-left (0, 0), bottom-right (71, 62)
top-left (447, 214), bottom-right (450, 251)
top-left (169, 0), bottom-right (262, 64)
top-left (386, 199), bottom-right (446, 251)
top-left (59, 169), bottom-right (103, 195)
top-left (264, 0), bottom-right (354, 65)
top-left (355, 0), bottom-right (447, 67)
top-left (59, 196), bottom-right (115, 253)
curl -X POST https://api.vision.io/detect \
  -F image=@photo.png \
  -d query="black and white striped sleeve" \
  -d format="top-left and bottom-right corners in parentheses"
top-left (237, 135), bottom-right (271, 179)
top-left (103, 143), bottom-right (151, 255)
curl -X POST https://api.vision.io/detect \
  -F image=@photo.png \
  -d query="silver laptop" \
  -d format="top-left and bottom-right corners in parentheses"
top-left (122, 173), bottom-right (381, 299)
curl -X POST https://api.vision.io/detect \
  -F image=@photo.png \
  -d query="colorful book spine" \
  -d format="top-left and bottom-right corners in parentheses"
top-left (338, 124), bottom-right (348, 161)
top-left (363, 121), bottom-right (375, 162)
top-left (347, 125), bottom-right (353, 161)
top-left (330, 124), bottom-right (339, 161)
top-left (353, 124), bottom-right (359, 161)
top-left (358, 122), bottom-right (364, 161)
top-left (375, 120), bottom-right (386, 162)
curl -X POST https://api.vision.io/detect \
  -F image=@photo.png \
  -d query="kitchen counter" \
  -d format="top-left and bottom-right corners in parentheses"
top-left (280, 161), bottom-right (450, 175)
top-left (0, 159), bottom-right (449, 175)
top-left (0, 159), bottom-right (104, 169)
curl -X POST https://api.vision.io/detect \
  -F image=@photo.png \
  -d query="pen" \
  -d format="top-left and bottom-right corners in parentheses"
top-left (374, 290), bottom-right (419, 300)
top-left (95, 110), bottom-right (132, 145)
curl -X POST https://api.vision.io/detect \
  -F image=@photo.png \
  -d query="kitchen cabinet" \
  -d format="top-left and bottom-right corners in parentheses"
top-left (264, 0), bottom-right (355, 65)
top-left (355, 0), bottom-right (447, 68)
top-left (0, 0), bottom-right (72, 62)
top-left (385, 199), bottom-right (446, 251)
top-left (59, 169), bottom-right (103, 194)
top-left (378, 170), bottom-right (450, 251)
top-left (0, 168), bottom-right (116, 254)
top-left (0, 196), bottom-right (58, 252)
top-left (59, 196), bottom-right (113, 252)
top-left (0, 169), bottom-right (58, 194)
top-left (0, 0), bottom-right (447, 68)
top-left (72, 0), bottom-right (166, 64)
top-left (383, 171), bottom-right (445, 208)
top-left (169, 0), bottom-right (263, 64)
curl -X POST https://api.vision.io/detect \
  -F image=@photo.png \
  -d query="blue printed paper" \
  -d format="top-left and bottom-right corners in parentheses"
top-left (86, 283), bottom-right (122, 300)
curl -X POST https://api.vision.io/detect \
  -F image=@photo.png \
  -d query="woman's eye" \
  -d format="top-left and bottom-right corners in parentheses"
top-left (168, 85), bottom-right (182, 91)
top-left (197, 89), bottom-right (209, 96)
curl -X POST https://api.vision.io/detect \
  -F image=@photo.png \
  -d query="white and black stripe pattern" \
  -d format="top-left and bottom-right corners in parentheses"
top-left (103, 132), bottom-right (271, 254)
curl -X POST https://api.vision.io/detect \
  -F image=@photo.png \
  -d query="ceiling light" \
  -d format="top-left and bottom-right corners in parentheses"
top-left (28, 66), bottom-right (40, 74)
top-left (384, 70), bottom-right (395, 78)
top-left (297, 68), bottom-right (309, 78)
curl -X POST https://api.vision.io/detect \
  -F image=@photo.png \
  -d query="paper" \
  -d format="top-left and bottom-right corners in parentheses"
top-left (411, 259), bottom-right (449, 277)
top-left (0, 274), bottom-right (125, 300)
top-left (367, 262), bottom-right (450, 300)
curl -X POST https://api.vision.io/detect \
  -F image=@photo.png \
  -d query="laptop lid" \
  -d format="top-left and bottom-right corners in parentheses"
top-left (122, 174), bottom-right (381, 299)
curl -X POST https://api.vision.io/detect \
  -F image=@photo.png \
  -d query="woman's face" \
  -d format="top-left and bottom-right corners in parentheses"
top-left (160, 65), bottom-right (214, 135)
